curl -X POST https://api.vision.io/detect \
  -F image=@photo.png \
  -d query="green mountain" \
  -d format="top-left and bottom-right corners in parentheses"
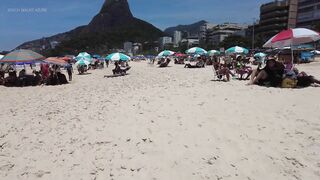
top-left (17, 0), bottom-right (164, 56)
top-left (164, 20), bottom-right (208, 37)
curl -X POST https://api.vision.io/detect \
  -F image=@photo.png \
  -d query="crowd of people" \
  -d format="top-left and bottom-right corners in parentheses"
top-left (0, 63), bottom-right (70, 87)
top-left (0, 52), bottom-right (319, 89)
top-left (248, 58), bottom-right (320, 88)
top-left (155, 53), bottom-right (320, 88)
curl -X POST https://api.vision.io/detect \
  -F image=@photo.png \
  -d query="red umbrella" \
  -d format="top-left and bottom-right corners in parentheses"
top-left (263, 28), bottom-right (320, 48)
top-left (61, 56), bottom-right (71, 61)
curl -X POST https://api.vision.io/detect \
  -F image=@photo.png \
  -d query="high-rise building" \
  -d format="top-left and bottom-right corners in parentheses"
top-left (256, 0), bottom-right (298, 42)
top-left (159, 36), bottom-right (173, 49)
top-left (124, 42), bottom-right (133, 54)
top-left (50, 41), bottom-right (59, 49)
top-left (297, 0), bottom-right (320, 28)
top-left (173, 31), bottom-right (182, 47)
top-left (199, 23), bottom-right (216, 40)
top-left (206, 23), bottom-right (247, 46)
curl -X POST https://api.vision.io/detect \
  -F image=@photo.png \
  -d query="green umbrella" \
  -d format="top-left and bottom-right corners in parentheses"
top-left (158, 50), bottom-right (175, 57)
top-left (186, 47), bottom-right (207, 55)
top-left (75, 59), bottom-right (90, 66)
top-left (225, 46), bottom-right (249, 55)
top-left (207, 50), bottom-right (220, 56)
top-left (106, 53), bottom-right (131, 61)
top-left (76, 52), bottom-right (92, 62)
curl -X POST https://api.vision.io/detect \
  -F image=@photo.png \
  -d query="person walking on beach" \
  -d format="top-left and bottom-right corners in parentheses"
top-left (66, 62), bottom-right (73, 81)
top-left (105, 59), bottom-right (109, 68)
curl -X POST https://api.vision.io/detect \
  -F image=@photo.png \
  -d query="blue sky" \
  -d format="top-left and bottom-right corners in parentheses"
top-left (0, 0), bottom-right (271, 51)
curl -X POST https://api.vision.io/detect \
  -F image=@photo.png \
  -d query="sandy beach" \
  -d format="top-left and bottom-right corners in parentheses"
top-left (0, 62), bottom-right (320, 180)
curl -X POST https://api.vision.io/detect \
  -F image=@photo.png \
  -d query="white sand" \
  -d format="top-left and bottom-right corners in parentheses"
top-left (0, 62), bottom-right (320, 180)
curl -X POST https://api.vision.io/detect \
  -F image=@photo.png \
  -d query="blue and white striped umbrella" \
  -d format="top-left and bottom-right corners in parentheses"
top-left (76, 52), bottom-right (92, 62)
top-left (225, 46), bottom-right (249, 54)
top-left (186, 47), bottom-right (207, 55)
top-left (106, 53), bottom-right (131, 61)
top-left (158, 50), bottom-right (175, 57)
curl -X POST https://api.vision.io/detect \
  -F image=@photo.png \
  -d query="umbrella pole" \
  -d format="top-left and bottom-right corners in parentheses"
top-left (291, 44), bottom-right (294, 69)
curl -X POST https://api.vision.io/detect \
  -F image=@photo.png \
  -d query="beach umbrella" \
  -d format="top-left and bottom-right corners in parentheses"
top-left (158, 50), bottom-right (175, 57)
top-left (254, 52), bottom-right (267, 58)
top-left (106, 53), bottom-right (131, 61)
top-left (174, 53), bottom-right (186, 57)
top-left (61, 56), bottom-right (71, 61)
top-left (186, 47), bottom-right (207, 55)
top-left (0, 49), bottom-right (45, 63)
top-left (76, 52), bottom-right (92, 62)
top-left (263, 28), bottom-right (320, 65)
top-left (225, 46), bottom-right (249, 54)
top-left (75, 59), bottom-right (90, 66)
top-left (207, 50), bottom-right (220, 56)
top-left (0, 54), bottom-right (4, 60)
top-left (253, 52), bottom-right (267, 62)
top-left (263, 28), bottom-right (320, 48)
top-left (44, 57), bottom-right (68, 66)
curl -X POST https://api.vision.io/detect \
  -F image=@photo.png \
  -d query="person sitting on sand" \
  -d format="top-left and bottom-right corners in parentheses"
top-left (248, 59), bottom-right (284, 87)
top-left (113, 61), bottom-right (121, 75)
top-left (158, 58), bottom-right (165, 65)
top-left (4, 69), bottom-right (18, 87)
top-left (0, 63), bottom-right (5, 79)
top-left (159, 58), bottom-right (171, 68)
top-left (33, 70), bottom-right (43, 86)
top-left (57, 72), bottom-right (68, 84)
top-left (46, 68), bottom-right (58, 85)
top-left (235, 58), bottom-right (253, 80)
top-left (184, 57), bottom-right (205, 68)
top-left (213, 59), bottom-right (235, 81)
top-left (294, 68), bottom-right (320, 87)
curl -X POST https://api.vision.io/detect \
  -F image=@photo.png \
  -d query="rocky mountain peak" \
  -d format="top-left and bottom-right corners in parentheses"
top-left (99, 0), bottom-right (133, 17)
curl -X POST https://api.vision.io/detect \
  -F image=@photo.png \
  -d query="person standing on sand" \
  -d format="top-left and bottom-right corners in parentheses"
top-left (66, 61), bottom-right (73, 81)
top-left (105, 59), bottom-right (109, 68)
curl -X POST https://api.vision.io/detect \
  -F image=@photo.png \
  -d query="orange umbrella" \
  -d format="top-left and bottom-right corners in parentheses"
top-left (44, 57), bottom-right (68, 66)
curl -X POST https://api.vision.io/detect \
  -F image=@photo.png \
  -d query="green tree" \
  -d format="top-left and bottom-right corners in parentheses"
top-left (219, 35), bottom-right (251, 49)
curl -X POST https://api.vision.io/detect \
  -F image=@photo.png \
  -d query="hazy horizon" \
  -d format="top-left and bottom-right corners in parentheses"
top-left (0, 0), bottom-right (271, 51)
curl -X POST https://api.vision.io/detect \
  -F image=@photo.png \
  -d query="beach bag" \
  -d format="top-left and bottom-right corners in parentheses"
top-left (282, 78), bottom-right (297, 88)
